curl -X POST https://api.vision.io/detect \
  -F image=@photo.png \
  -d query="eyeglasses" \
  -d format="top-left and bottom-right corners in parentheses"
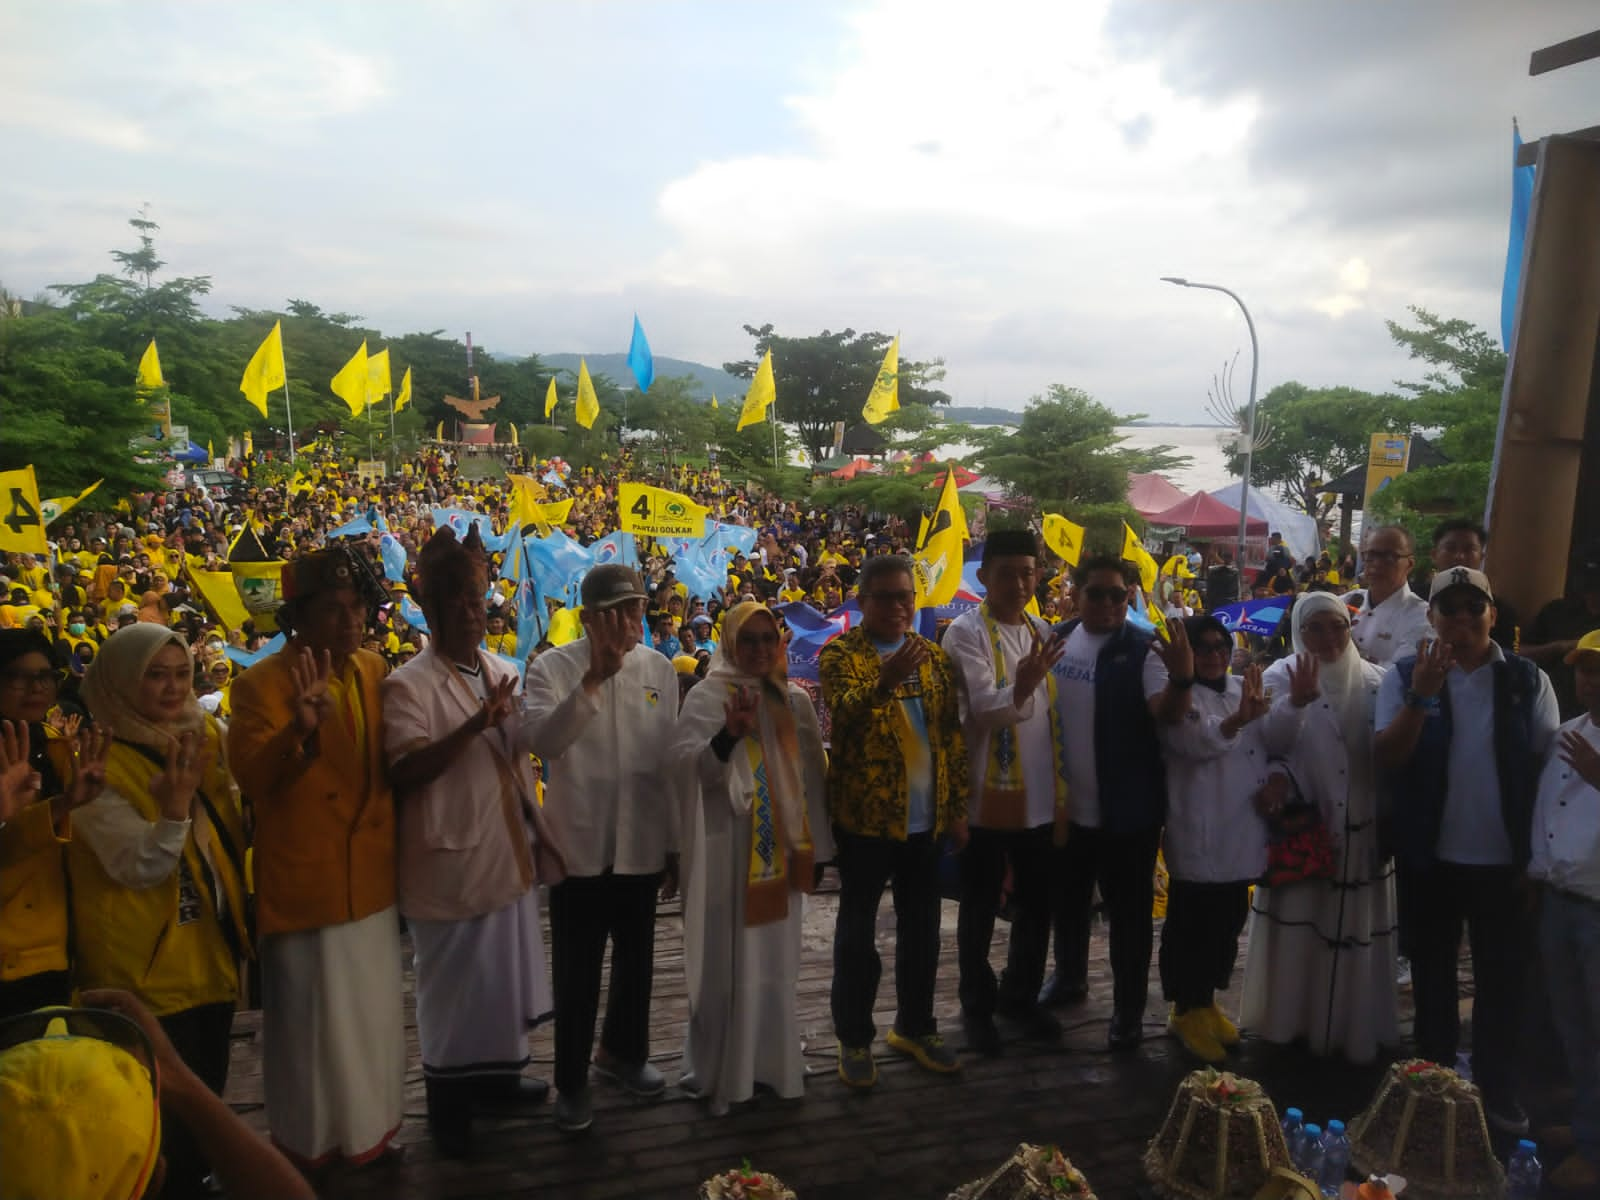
top-left (865, 590), bottom-right (916, 607)
top-left (1, 669), bottom-right (58, 692)
top-left (1081, 586), bottom-right (1128, 605)
top-left (1363, 549), bottom-right (1412, 564)
top-left (1434, 596), bottom-right (1489, 618)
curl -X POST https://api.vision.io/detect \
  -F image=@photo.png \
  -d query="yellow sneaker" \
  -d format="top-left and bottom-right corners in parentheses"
top-left (1170, 1008), bottom-right (1225, 1064)
top-left (1549, 1153), bottom-right (1600, 1193)
top-left (1207, 1002), bottom-right (1241, 1047)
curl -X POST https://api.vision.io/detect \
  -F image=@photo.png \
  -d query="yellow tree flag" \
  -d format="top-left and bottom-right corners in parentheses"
top-left (1121, 521), bottom-right (1159, 593)
top-left (239, 321), bottom-right (286, 418)
top-left (136, 339), bottom-right (164, 390)
top-left (575, 359), bottom-right (600, 429)
top-left (544, 377), bottom-right (559, 419)
top-left (366, 348), bottom-right (392, 406)
top-left (913, 466), bottom-right (967, 608)
top-left (737, 350), bottom-right (776, 431)
top-left (862, 335), bottom-right (900, 425)
top-left (331, 341), bottom-right (369, 416)
top-left (395, 366), bottom-right (413, 412)
top-left (1041, 513), bottom-right (1085, 567)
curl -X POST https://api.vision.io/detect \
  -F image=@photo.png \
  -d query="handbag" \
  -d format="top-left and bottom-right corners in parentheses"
top-left (1262, 768), bottom-right (1336, 887)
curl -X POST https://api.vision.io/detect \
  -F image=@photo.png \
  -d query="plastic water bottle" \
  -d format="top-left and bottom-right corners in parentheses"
top-left (1318, 1120), bottom-right (1351, 1197)
top-left (1281, 1107), bottom-right (1306, 1164)
top-left (1506, 1140), bottom-right (1542, 1200)
top-left (1298, 1123), bottom-right (1325, 1180)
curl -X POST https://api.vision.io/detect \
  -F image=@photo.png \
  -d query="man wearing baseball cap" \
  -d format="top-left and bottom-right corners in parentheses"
top-left (1376, 565), bottom-right (1560, 1135)
top-left (523, 563), bottom-right (681, 1134)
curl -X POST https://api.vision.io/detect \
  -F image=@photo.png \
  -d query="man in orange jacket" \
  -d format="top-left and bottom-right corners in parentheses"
top-left (228, 547), bottom-right (405, 1172)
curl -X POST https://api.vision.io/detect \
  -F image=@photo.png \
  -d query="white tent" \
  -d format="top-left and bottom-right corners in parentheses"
top-left (1206, 482), bottom-right (1321, 565)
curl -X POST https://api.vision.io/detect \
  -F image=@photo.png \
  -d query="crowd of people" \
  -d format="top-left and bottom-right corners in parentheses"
top-left (1, 445), bottom-right (1598, 1198)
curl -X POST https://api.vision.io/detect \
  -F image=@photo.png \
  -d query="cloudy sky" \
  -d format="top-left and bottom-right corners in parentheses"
top-left (3, 1), bottom-right (1595, 420)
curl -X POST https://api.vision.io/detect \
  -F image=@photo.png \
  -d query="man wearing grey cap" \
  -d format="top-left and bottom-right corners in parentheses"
top-left (1375, 566), bottom-right (1560, 1136)
top-left (523, 563), bottom-right (681, 1134)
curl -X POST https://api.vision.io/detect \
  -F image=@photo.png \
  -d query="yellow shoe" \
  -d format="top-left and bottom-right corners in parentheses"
top-left (1207, 1002), bottom-right (1241, 1047)
top-left (1549, 1153), bottom-right (1600, 1193)
top-left (1170, 1008), bottom-right (1225, 1064)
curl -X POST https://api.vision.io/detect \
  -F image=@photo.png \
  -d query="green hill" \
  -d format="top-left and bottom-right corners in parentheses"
top-left (533, 352), bottom-right (748, 400)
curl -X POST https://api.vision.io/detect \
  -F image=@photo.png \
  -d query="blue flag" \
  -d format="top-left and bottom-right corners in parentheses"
top-left (1502, 121), bottom-right (1536, 351)
top-left (702, 519), bottom-right (758, 558)
top-left (524, 528), bottom-right (593, 607)
top-left (542, 469), bottom-right (567, 490)
top-left (326, 514), bottom-right (373, 540)
top-left (627, 314), bottom-right (654, 392)
top-left (671, 542), bottom-right (725, 601)
top-left (225, 632), bottom-right (286, 670)
top-left (590, 530), bottom-right (638, 568)
top-left (378, 533), bottom-right (408, 583)
top-left (399, 594), bottom-right (431, 633)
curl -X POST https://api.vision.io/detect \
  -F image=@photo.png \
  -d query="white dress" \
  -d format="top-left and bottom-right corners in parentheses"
top-left (670, 679), bottom-right (832, 1115)
top-left (1239, 657), bottom-right (1400, 1063)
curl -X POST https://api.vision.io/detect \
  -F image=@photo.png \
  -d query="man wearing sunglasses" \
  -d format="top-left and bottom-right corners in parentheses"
top-left (1376, 566), bottom-right (1560, 1137)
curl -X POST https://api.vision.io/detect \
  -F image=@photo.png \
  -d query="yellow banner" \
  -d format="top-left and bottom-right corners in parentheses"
top-left (1041, 513), bottom-right (1085, 567)
top-left (0, 467), bottom-right (49, 556)
top-left (618, 482), bottom-right (710, 538)
top-left (1362, 433), bottom-right (1410, 509)
top-left (188, 567), bottom-right (253, 631)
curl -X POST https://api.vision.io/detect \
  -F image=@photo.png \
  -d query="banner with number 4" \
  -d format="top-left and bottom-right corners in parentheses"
top-left (0, 466), bottom-right (49, 556)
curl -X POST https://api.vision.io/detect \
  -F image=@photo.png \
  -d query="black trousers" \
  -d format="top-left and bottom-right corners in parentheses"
top-left (957, 824), bottom-right (1053, 1019)
top-left (1159, 879), bottom-right (1252, 1012)
top-left (1051, 823), bottom-right (1162, 1018)
top-left (157, 1001), bottom-right (235, 1200)
top-left (1396, 861), bottom-right (1526, 1101)
top-left (547, 870), bottom-right (660, 1096)
top-left (0, 969), bottom-right (71, 1021)
top-left (830, 829), bottom-right (943, 1047)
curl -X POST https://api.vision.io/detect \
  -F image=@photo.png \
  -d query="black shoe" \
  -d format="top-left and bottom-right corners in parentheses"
top-left (425, 1078), bottom-right (474, 1159)
top-left (1107, 1010), bottom-right (1144, 1051)
top-left (1037, 973), bottom-right (1089, 1008)
top-left (961, 1013), bottom-right (1003, 1057)
top-left (997, 998), bottom-right (1062, 1042)
top-left (477, 1075), bottom-right (550, 1109)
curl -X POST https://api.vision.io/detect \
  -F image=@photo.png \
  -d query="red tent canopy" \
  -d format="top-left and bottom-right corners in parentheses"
top-left (1145, 490), bottom-right (1268, 538)
top-left (1126, 472), bottom-right (1188, 517)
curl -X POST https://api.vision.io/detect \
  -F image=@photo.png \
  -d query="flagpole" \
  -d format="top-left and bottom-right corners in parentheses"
top-left (283, 380), bottom-right (297, 464)
top-left (770, 392), bottom-right (779, 468)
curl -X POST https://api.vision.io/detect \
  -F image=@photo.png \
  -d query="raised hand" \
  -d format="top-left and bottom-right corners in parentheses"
top-left (56, 712), bottom-right (83, 740)
top-left (583, 608), bottom-right (633, 686)
top-left (877, 638), bottom-right (929, 695)
top-left (151, 729), bottom-right (212, 822)
top-left (723, 685), bottom-right (760, 739)
top-left (60, 725), bottom-right (113, 815)
top-left (289, 647), bottom-right (334, 735)
top-left (1150, 617), bottom-right (1194, 681)
top-left (1410, 637), bottom-right (1455, 698)
top-left (0, 720), bottom-right (40, 823)
top-left (1234, 664), bottom-right (1270, 725)
top-left (1559, 727), bottom-right (1600, 790)
top-left (474, 675), bottom-right (519, 732)
top-left (1014, 625), bottom-right (1066, 702)
top-left (1287, 652), bottom-right (1321, 708)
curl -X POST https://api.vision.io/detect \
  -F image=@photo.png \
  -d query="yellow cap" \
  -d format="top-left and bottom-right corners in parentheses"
top-left (1564, 628), bottom-right (1600, 665)
top-left (672, 654), bottom-right (700, 677)
top-left (0, 1029), bottom-right (160, 1200)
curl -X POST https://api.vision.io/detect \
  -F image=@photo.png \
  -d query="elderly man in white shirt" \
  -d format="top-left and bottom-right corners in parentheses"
top-left (1347, 525), bottom-right (1432, 668)
top-left (524, 564), bottom-right (681, 1136)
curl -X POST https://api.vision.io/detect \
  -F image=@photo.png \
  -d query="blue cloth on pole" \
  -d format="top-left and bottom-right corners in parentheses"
top-left (225, 632), bottom-right (285, 669)
top-left (327, 515), bottom-right (373, 540)
top-left (524, 529), bottom-right (593, 607)
top-left (671, 542), bottom-right (725, 601)
top-left (702, 520), bottom-right (758, 558)
top-left (627, 314), bottom-right (655, 393)
top-left (542, 469), bottom-right (568, 490)
top-left (590, 530), bottom-right (637, 568)
top-left (1502, 124), bottom-right (1536, 351)
top-left (399, 594), bottom-right (430, 633)
top-left (378, 533), bottom-right (408, 583)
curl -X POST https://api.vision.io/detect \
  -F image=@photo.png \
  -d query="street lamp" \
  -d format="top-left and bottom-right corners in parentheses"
top-left (1160, 277), bottom-right (1261, 566)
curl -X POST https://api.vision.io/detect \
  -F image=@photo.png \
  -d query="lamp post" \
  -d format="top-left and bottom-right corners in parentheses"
top-left (1161, 276), bottom-right (1260, 564)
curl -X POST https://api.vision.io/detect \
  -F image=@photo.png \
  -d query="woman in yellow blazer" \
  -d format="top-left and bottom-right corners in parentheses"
top-left (0, 630), bottom-right (110, 1019)
top-left (76, 623), bottom-right (249, 1200)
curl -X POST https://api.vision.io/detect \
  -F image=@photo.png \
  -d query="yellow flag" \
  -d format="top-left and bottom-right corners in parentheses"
top-left (862, 335), bottom-right (900, 425)
top-left (137, 339), bottom-right (164, 390)
top-left (544, 377), bottom-right (558, 419)
top-left (1041, 513), bottom-right (1085, 567)
top-left (548, 605), bottom-right (585, 646)
top-left (395, 366), bottom-right (412, 412)
top-left (188, 567), bottom-right (253, 632)
top-left (1161, 553), bottom-right (1195, 579)
top-left (1121, 521), bottom-right (1159, 593)
top-left (736, 350), bottom-right (776, 431)
top-left (913, 466), bottom-right (966, 608)
top-left (575, 359), bottom-right (600, 429)
top-left (539, 498), bottom-right (573, 526)
top-left (0, 467), bottom-right (49, 556)
top-left (510, 423), bottom-right (519, 447)
top-left (618, 482), bottom-right (711, 538)
top-left (366, 349), bottom-right (391, 406)
top-left (507, 473), bottom-right (550, 536)
top-left (243, 431), bottom-right (254, 457)
top-left (710, 392), bottom-right (719, 410)
top-left (435, 420), bottom-right (445, 440)
top-left (331, 341), bottom-right (369, 416)
top-left (42, 478), bottom-right (103, 526)
top-left (239, 321), bottom-right (286, 418)
top-left (207, 440), bottom-right (214, 461)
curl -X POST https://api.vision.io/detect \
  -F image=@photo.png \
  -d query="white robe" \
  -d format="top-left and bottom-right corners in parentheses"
top-left (671, 679), bottom-right (832, 1115)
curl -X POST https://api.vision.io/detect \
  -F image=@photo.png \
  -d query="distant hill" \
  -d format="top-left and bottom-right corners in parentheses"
top-left (943, 405), bottom-right (1021, 426)
top-left (534, 353), bottom-right (748, 399)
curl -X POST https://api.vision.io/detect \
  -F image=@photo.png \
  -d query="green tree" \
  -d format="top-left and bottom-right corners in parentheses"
top-left (1223, 382), bottom-right (1409, 519)
top-left (723, 325), bottom-right (950, 464)
top-left (628, 376), bottom-right (716, 469)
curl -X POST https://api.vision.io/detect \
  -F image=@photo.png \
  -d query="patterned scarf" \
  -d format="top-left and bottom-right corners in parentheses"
top-left (980, 603), bottom-right (1067, 831)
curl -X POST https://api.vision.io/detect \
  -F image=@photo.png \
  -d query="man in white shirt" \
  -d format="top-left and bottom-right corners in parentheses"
top-left (523, 565), bottom-right (681, 1135)
top-left (1376, 566), bottom-right (1560, 1136)
top-left (1528, 630), bottom-right (1600, 1192)
top-left (943, 531), bottom-right (1064, 1055)
top-left (1348, 525), bottom-right (1432, 668)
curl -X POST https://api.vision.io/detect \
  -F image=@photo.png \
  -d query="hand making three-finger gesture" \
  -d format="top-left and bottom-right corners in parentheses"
top-left (290, 646), bottom-right (334, 736)
top-left (723, 685), bottom-right (760, 739)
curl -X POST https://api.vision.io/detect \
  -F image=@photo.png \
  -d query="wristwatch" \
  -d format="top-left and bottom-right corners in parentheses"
top-left (1402, 688), bottom-right (1431, 710)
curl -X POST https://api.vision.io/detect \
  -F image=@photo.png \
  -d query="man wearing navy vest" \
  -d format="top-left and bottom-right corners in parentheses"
top-left (1376, 566), bottom-right (1559, 1136)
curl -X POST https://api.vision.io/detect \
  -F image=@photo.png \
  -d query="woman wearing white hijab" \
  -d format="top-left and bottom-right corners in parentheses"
top-left (669, 602), bottom-right (832, 1115)
top-left (1239, 591), bottom-right (1399, 1063)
